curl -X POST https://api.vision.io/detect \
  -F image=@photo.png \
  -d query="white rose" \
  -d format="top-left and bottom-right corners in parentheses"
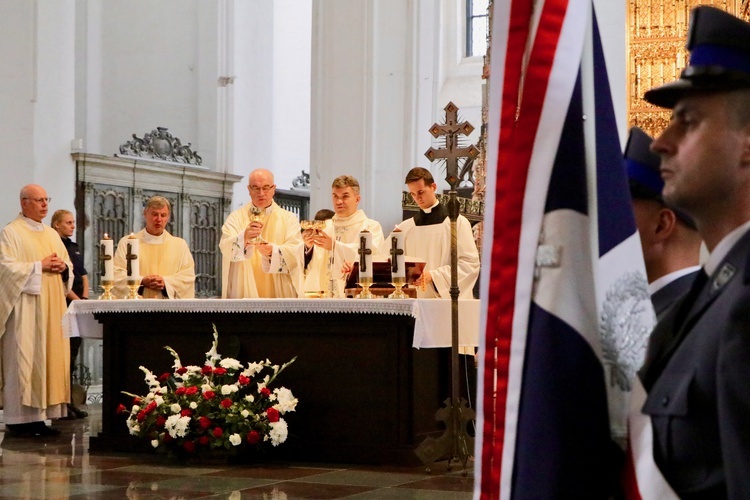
top-left (229, 433), bottom-right (242, 446)
top-left (170, 403), bottom-right (182, 413)
top-left (189, 402), bottom-right (198, 409)
top-left (151, 439), bottom-right (159, 448)
top-left (221, 384), bottom-right (238, 395)
top-left (241, 409), bottom-right (250, 418)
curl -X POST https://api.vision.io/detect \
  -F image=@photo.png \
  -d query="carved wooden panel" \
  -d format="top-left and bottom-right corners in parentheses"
top-left (188, 196), bottom-right (223, 298)
top-left (628, 1), bottom-right (749, 137)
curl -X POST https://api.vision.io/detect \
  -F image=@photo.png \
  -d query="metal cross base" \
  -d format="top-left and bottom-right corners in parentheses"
top-left (415, 397), bottom-right (476, 475)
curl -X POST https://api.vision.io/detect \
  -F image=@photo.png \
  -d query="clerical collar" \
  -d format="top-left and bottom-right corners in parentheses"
top-left (20, 214), bottom-right (44, 232)
top-left (421, 200), bottom-right (440, 214)
top-left (413, 201), bottom-right (448, 226)
top-left (142, 230), bottom-right (165, 244)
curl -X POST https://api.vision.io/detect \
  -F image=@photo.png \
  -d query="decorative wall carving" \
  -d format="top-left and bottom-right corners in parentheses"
top-left (118, 127), bottom-right (203, 166)
top-left (628, 1), bottom-right (749, 137)
top-left (74, 153), bottom-right (243, 297)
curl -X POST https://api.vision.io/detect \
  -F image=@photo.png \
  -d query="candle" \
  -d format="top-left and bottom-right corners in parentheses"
top-left (390, 228), bottom-right (405, 280)
top-left (126, 233), bottom-right (140, 278)
top-left (100, 233), bottom-right (114, 281)
top-left (357, 230), bottom-right (373, 279)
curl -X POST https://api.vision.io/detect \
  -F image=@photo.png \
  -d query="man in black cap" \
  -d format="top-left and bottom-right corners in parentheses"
top-left (638, 6), bottom-right (750, 498)
top-left (625, 126), bottom-right (702, 319)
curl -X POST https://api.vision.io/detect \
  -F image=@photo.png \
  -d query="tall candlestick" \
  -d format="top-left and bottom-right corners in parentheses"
top-left (357, 230), bottom-right (373, 279)
top-left (126, 233), bottom-right (140, 278)
top-left (100, 234), bottom-right (114, 281)
top-left (389, 228), bottom-right (405, 279)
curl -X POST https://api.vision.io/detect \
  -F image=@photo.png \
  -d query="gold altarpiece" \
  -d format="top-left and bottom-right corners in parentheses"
top-left (628, 0), bottom-right (750, 137)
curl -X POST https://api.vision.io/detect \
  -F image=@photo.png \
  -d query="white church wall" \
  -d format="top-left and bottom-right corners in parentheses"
top-left (0, 0), bottom-right (76, 222)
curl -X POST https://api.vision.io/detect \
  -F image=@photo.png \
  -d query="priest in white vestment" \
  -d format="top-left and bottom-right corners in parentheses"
top-left (0, 185), bottom-right (73, 436)
top-left (379, 167), bottom-right (480, 299)
top-left (303, 175), bottom-right (384, 297)
top-left (220, 169), bottom-right (305, 298)
top-left (113, 196), bottom-right (195, 299)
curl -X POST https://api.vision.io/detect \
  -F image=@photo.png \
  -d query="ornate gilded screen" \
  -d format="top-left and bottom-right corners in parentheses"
top-left (627, 0), bottom-right (749, 137)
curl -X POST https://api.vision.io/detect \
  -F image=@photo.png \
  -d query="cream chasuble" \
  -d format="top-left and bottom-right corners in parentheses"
top-left (220, 202), bottom-right (304, 298)
top-left (113, 229), bottom-right (196, 299)
top-left (380, 214), bottom-right (480, 299)
top-left (0, 215), bottom-right (72, 418)
top-left (305, 210), bottom-right (383, 297)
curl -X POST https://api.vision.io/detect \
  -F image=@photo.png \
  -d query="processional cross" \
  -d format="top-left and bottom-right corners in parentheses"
top-left (416, 102), bottom-right (478, 474)
top-left (126, 243), bottom-right (138, 276)
top-left (358, 236), bottom-right (371, 273)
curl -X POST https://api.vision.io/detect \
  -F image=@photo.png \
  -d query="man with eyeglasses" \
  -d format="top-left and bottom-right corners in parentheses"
top-left (0, 184), bottom-right (74, 437)
top-left (220, 169), bottom-right (304, 298)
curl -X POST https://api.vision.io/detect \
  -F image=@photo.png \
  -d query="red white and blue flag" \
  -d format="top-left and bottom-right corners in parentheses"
top-left (474, 1), bottom-right (673, 498)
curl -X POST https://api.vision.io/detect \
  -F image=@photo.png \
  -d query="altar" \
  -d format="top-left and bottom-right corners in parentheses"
top-left (64, 298), bottom-right (480, 465)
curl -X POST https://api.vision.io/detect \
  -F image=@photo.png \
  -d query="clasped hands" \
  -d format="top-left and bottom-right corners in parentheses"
top-left (244, 222), bottom-right (272, 256)
top-left (41, 253), bottom-right (67, 274)
top-left (302, 229), bottom-right (333, 251)
top-left (141, 275), bottom-right (165, 291)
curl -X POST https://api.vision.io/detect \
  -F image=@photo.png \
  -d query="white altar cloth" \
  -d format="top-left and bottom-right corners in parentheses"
top-left (63, 298), bottom-right (480, 349)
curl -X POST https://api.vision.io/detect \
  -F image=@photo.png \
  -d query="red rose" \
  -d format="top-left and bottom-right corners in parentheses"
top-left (201, 365), bottom-right (213, 375)
top-left (136, 411), bottom-right (146, 422)
top-left (176, 366), bottom-right (188, 375)
top-left (163, 433), bottom-right (173, 443)
top-left (213, 367), bottom-right (227, 375)
top-left (116, 404), bottom-right (127, 414)
top-left (260, 387), bottom-right (271, 397)
top-left (246, 430), bottom-right (260, 444)
top-left (266, 407), bottom-right (280, 423)
top-left (203, 390), bottom-right (215, 400)
top-left (180, 409), bottom-right (192, 417)
top-left (185, 386), bottom-right (199, 396)
top-left (199, 416), bottom-right (212, 429)
top-left (213, 427), bottom-right (223, 438)
top-left (158, 372), bottom-right (170, 382)
top-left (183, 440), bottom-right (196, 453)
top-left (155, 415), bottom-right (167, 427)
top-left (175, 386), bottom-right (187, 396)
top-left (198, 435), bottom-right (210, 446)
top-left (220, 398), bottom-right (233, 409)
top-left (238, 375), bottom-right (251, 385)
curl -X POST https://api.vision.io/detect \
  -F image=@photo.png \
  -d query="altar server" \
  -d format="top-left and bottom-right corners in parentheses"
top-left (113, 196), bottom-right (195, 299)
top-left (220, 168), bottom-right (305, 298)
top-left (380, 167), bottom-right (479, 299)
top-left (303, 175), bottom-right (384, 297)
top-left (0, 184), bottom-right (73, 436)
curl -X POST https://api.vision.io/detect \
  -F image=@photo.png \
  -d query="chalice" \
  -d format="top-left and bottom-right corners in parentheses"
top-left (248, 207), bottom-right (267, 244)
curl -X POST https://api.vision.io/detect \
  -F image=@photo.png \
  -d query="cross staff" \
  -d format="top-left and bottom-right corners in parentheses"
top-left (358, 236), bottom-right (371, 273)
top-left (390, 237), bottom-right (404, 274)
top-left (126, 243), bottom-right (138, 276)
top-left (99, 243), bottom-right (112, 276)
top-left (425, 102), bottom-right (480, 188)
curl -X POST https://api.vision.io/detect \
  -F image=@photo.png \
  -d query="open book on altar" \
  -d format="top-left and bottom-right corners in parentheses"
top-left (344, 257), bottom-right (426, 290)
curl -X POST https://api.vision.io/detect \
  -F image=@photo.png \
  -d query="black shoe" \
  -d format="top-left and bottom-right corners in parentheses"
top-left (67, 404), bottom-right (88, 419)
top-left (5, 422), bottom-right (59, 438)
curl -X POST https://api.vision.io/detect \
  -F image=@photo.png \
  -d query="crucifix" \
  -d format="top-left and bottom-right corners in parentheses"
top-left (358, 236), bottom-right (371, 273)
top-left (415, 102), bottom-right (478, 474)
top-left (126, 243), bottom-right (138, 276)
top-left (389, 238), bottom-right (404, 274)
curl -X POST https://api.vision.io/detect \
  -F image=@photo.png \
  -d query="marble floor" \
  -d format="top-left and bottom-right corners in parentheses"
top-left (0, 405), bottom-right (475, 499)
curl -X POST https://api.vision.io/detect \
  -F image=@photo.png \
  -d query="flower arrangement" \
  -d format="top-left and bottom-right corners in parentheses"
top-left (118, 326), bottom-right (297, 459)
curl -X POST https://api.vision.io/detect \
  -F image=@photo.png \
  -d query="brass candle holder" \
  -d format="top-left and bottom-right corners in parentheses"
top-left (389, 277), bottom-right (407, 299)
top-left (99, 280), bottom-right (115, 300)
top-left (357, 277), bottom-right (374, 299)
top-left (126, 279), bottom-right (141, 300)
